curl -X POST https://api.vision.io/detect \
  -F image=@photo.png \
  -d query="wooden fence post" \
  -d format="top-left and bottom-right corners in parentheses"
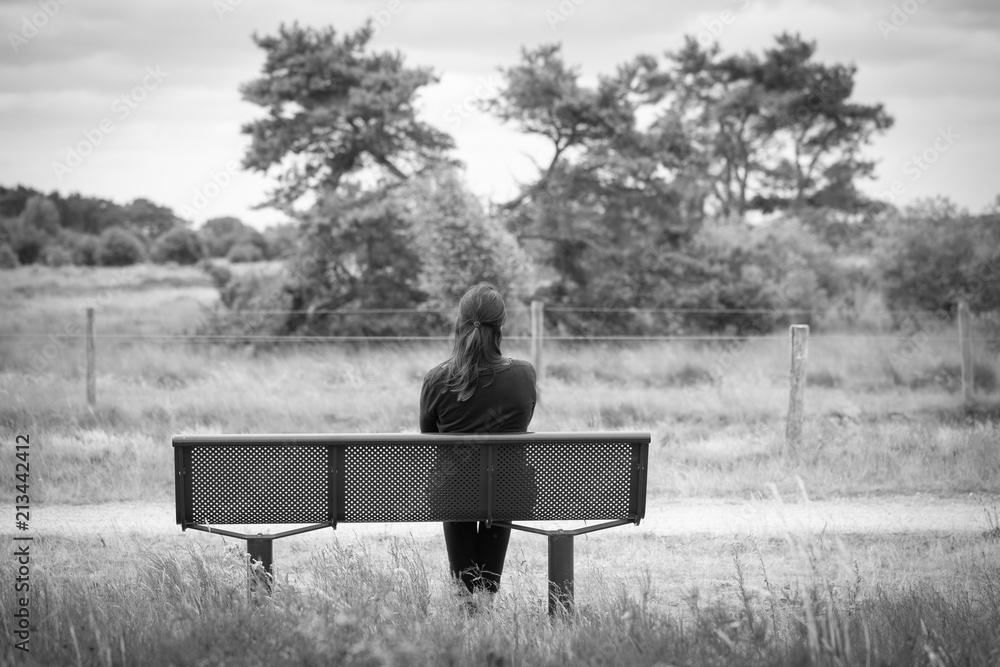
top-left (958, 300), bottom-right (973, 402)
top-left (86, 307), bottom-right (96, 407)
top-left (530, 300), bottom-right (544, 402)
top-left (785, 325), bottom-right (809, 453)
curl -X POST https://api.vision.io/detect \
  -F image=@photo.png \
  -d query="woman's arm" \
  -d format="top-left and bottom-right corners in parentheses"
top-left (419, 375), bottom-right (439, 433)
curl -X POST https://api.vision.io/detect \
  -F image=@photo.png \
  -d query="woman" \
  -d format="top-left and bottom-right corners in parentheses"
top-left (419, 283), bottom-right (537, 596)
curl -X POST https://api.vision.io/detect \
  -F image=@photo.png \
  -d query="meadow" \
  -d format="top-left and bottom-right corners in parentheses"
top-left (1, 263), bottom-right (999, 665)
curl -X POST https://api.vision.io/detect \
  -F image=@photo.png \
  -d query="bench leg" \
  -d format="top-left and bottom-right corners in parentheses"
top-left (547, 532), bottom-right (574, 616)
top-left (247, 537), bottom-right (273, 597)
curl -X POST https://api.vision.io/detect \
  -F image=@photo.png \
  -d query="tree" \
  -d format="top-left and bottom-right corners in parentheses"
top-left (262, 223), bottom-right (298, 259)
top-left (484, 44), bottom-right (699, 331)
top-left (57, 193), bottom-right (129, 235)
top-left (484, 44), bottom-right (633, 209)
top-left (240, 22), bottom-right (455, 207)
top-left (0, 243), bottom-right (18, 269)
top-left (1, 215), bottom-right (44, 264)
top-left (878, 199), bottom-right (1000, 317)
top-left (0, 185), bottom-right (37, 218)
top-left (402, 167), bottom-right (534, 309)
top-left (151, 227), bottom-right (205, 265)
top-left (124, 198), bottom-right (184, 243)
top-left (226, 242), bottom-right (264, 263)
top-left (20, 195), bottom-right (61, 235)
top-left (198, 216), bottom-right (266, 257)
top-left (652, 34), bottom-right (893, 217)
top-left (96, 227), bottom-right (145, 266)
top-left (481, 35), bottom-right (891, 332)
top-left (201, 216), bottom-right (245, 240)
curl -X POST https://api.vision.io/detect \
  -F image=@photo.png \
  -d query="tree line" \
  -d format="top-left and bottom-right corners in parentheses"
top-left (0, 185), bottom-right (296, 268)
top-left (5, 21), bottom-right (999, 340)
top-left (225, 21), bottom-right (999, 336)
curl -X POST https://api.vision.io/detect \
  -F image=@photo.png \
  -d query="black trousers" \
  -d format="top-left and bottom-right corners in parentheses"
top-left (443, 521), bottom-right (511, 593)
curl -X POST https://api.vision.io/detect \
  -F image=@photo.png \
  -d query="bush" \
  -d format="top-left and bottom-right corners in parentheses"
top-left (41, 244), bottom-right (74, 267)
top-left (226, 241), bottom-right (264, 263)
top-left (199, 216), bottom-right (248, 257)
top-left (151, 227), bottom-right (204, 265)
top-left (878, 202), bottom-right (1000, 317)
top-left (0, 243), bottom-right (19, 269)
top-left (262, 223), bottom-right (298, 259)
top-left (908, 362), bottom-right (998, 394)
top-left (199, 269), bottom-right (294, 341)
top-left (65, 232), bottom-right (99, 266)
top-left (200, 260), bottom-right (233, 290)
top-left (4, 220), bottom-right (45, 265)
top-left (96, 226), bottom-right (145, 266)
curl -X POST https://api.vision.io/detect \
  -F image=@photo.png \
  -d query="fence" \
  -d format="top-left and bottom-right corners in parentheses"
top-left (0, 299), bottom-right (985, 454)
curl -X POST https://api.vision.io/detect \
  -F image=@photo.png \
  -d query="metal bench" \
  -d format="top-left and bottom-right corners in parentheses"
top-left (173, 431), bottom-right (650, 614)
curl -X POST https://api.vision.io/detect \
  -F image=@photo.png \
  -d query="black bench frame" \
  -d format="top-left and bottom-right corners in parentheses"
top-left (173, 431), bottom-right (649, 614)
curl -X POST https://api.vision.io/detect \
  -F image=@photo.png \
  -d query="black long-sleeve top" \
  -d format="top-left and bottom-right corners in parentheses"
top-left (419, 358), bottom-right (536, 434)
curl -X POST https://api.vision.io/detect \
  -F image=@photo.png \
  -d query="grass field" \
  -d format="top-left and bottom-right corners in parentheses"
top-left (1, 263), bottom-right (999, 665)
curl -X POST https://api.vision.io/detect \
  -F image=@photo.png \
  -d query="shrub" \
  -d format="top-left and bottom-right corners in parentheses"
top-left (809, 369), bottom-right (843, 388)
top-left (262, 223), bottom-right (298, 259)
top-left (909, 362), bottom-right (998, 394)
top-left (66, 232), bottom-right (100, 266)
top-left (0, 243), bottom-right (18, 269)
top-left (199, 216), bottom-right (248, 257)
top-left (670, 363), bottom-right (716, 387)
top-left (200, 260), bottom-right (233, 290)
top-left (41, 244), bottom-right (74, 267)
top-left (96, 226), bottom-right (145, 266)
top-left (403, 167), bottom-right (535, 308)
top-left (199, 269), bottom-right (294, 342)
top-left (878, 203), bottom-right (1000, 317)
top-left (226, 241), bottom-right (264, 263)
top-left (152, 227), bottom-right (204, 265)
top-left (5, 221), bottom-right (45, 265)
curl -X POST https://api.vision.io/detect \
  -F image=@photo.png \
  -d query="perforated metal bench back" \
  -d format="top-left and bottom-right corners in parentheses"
top-left (173, 432), bottom-right (649, 527)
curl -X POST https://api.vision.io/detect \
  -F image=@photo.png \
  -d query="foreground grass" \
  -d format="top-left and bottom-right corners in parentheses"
top-left (1, 527), bottom-right (998, 666)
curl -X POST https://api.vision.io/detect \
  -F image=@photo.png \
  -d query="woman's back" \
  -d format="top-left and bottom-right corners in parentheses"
top-left (420, 359), bottom-right (536, 434)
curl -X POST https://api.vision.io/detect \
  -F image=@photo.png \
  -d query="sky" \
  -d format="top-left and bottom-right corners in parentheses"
top-left (1, 0), bottom-right (998, 230)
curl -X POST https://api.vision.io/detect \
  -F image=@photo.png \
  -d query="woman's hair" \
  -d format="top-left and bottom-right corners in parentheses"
top-left (445, 283), bottom-right (506, 401)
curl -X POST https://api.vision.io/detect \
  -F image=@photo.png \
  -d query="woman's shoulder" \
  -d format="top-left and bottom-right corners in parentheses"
top-left (422, 361), bottom-right (450, 385)
top-left (506, 358), bottom-right (536, 377)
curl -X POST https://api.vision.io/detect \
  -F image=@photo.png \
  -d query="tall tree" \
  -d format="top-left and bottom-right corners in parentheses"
top-left (240, 21), bottom-right (456, 208)
top-left (20, 195), bottom-right (61, 235)
top-left (124, 198), bottom-right (184, 243)
top-left (485, 44), bottom-right (697, 329)
top-left (654, 34), bottom-right (893, 217)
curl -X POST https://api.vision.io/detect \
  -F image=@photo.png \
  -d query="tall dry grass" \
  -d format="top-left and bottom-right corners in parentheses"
top-left (1, 264), bottom-right (999, 504)
top-left (2, 264), bottom-right (1000, 665)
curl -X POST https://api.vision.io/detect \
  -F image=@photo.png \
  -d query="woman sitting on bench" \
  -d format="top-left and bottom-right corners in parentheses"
top-left (419, 283), bottom-right (537, 599)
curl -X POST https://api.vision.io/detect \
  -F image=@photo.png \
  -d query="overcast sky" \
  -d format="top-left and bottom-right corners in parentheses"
top-left (1, 0), bottom-right (998, 229)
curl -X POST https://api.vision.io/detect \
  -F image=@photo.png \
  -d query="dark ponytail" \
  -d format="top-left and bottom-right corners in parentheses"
top-left (446, 283), bottom-right (506, 401)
